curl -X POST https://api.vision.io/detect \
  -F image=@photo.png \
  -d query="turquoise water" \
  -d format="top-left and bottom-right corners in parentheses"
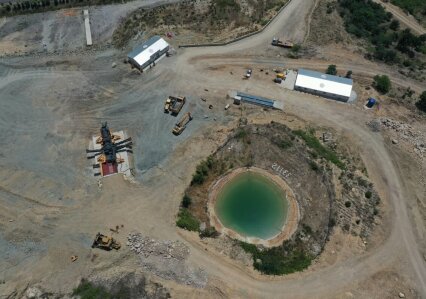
top-left (215, 172), bottom-right (288, 239)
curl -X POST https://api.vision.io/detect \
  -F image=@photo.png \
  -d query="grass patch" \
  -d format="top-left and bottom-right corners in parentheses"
top-left (274, 138), bottom-right (293, 149)
top-left (72, 280), bottom-right (113, 299)
top-left (239, 242), bottom-right (313, 275)
top-left (176, 208), bottom-right (200, 232)
top-left (293, 130), bottom-right (345, 169)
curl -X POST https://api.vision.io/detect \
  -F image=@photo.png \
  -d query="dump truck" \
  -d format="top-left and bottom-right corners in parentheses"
top-left (91, 233), bottom-right (121, 251)
top-left (172, 112), bottom-right (193, 135)
top-left (271, 38), bottom-right (294, 48)
top-left (164, 96), bottom-right (186, 115)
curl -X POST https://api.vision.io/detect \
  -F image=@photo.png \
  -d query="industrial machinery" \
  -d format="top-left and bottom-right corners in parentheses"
top-left (164, 96), bottom-right (186, 115)
top-left (91, 233), bottom-right (121, 251)
top-left (86, 122), bottom-right (133, 176)
top-left (271, 37), bottom-right (294, 48)
top-left (172, 112), bottom-right (193, 135)
top-left (276, 73), bottom-right (286, 79)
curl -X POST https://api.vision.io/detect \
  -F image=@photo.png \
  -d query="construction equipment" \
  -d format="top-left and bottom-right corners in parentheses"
top-left (276, 73), bottom-right (286, 79)
top-left (164, 96), bottom-right (186, 115)
top-left (86, 123), bottom-right (133, 177)
top-left (271, 37), bottom-right (294, 48)
top-left (91, 233), bottom-right (121, 251)
top-left (172, 112), bottom-right (193, 135)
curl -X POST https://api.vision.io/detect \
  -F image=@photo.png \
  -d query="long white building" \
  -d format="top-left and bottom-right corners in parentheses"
top-left (294, 69), bottom-right (353, 102)
top-left (127, 36), bottom-right (169, 71)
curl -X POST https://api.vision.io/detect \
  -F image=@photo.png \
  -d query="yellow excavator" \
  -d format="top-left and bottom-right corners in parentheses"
top-left (91, 233), bottom-right (121, 251)
top-left (172, 112), bottom-right (193, 135)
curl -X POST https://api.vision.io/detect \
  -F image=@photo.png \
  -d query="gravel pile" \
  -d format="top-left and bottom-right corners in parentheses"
top-left (127, 233), bottom-right (207, 288)
top-left (380, 118), bottom-right (425, 156)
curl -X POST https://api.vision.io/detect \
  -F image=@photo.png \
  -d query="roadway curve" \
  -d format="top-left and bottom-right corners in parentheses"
top-left (173, 0), bottom-right (426, 297)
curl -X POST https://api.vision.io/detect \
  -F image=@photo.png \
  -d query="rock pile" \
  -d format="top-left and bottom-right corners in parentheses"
top-left (127, 233), bottom-right (189, 261)
top-left (380, 118), bottom-right (425, 157)
top-left (127, 233), bottom-right (207, 288)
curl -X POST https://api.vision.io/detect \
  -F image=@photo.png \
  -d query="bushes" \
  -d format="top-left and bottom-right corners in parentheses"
top-left (239, 242), bottom-right (313, 275)
top-left (199, 227), bottom-right (219, 238)
top-left (326, 64), bottom-right (337, 75)
top-left (176, 209), bottom-right (200, 231)
top-left (191, 156), bottom-right (215, 185)
top-left (73, 280), bottom-right (113, 299)
top-left (293, 130), bottom-right (345, 169)
top-left (373, 75), bottom-right (391, 94)
top-left (337, 0), bottom-right (425, 64)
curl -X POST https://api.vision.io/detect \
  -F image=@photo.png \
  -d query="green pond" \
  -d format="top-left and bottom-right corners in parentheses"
top-left (215, 172), bottom-right (288, 240)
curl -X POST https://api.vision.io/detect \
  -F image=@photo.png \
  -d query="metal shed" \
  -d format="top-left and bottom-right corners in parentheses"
top-left (127, 36), bottom-right (169, 71)
top-left (294, 69), bottom-right (353, 102)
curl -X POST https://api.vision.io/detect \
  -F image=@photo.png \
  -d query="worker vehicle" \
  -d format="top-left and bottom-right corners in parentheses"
top-left (271, 38), bottom-right (294, 48)
top-left (245, 69), bottom-right (252, 79)
top-left (91, 233), bottom-right (121, 251)
top-left (164, 96), bottom-right (186, 115)
top-left (276, 73), bottom-right (286, 79)
top-left (172, 112), bottom-right (193, 135)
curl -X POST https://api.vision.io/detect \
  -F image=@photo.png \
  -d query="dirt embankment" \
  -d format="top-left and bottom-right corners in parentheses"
top-left (112, 0), bottom-right (289, 47)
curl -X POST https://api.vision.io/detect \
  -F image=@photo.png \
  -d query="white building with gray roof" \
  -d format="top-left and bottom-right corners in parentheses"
top-left (294, 69), bottom-right (353, 102)
top-left (127, 36), bottom-right (169, 71)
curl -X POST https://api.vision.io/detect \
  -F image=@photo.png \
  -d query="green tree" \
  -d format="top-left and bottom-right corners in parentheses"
top-left (373, 75), bottom-right (391, 93)
top-left (326, 64), bottom-right (337, 75)
top-left (181, 195), bottom-right (192, 208)
top-left (416, 91), bottom-right (426, 112)
top-left (389, 19), bottom-right (399, 31)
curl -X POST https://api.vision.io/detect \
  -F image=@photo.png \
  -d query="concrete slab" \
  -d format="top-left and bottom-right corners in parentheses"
top-left (280, 69), bottom-right (297, 90)
top-left (84, 9), bottom-right (93, 46)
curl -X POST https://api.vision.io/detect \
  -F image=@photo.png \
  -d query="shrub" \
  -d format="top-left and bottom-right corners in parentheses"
top-left (345, 201), bottom-right (351, 208)
top-left (326, 64), bottom-right (337, 75)
top-left (416, 91), bottom-right (426, 112)
top-left (176, 209), bottom-right (200, 231)
top-left (309, 161), bottom-right (319, 172)
top-left (373, 75), bottom-right (391, 94)
top-left (181, 195), bottom-right (192, 208)
top-left (365, 190), bottom-right (372, 199)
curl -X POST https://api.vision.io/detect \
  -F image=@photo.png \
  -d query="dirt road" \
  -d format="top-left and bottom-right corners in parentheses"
top-left (372, 0), bottom-right (425, 35)
top-left (173, 0), bottom-right (426, 296)
top-left (0, 0), bottom-right (425, 298)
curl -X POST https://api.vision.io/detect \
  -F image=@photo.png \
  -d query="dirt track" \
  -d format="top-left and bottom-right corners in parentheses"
top-left (0, 0), bottom-right (425, 298)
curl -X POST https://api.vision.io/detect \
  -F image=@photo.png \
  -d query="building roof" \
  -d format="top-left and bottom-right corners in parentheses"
top-left (295, 69), bottom-right (353, 98)
top-left (127, 36), bottom-right (169, 67)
